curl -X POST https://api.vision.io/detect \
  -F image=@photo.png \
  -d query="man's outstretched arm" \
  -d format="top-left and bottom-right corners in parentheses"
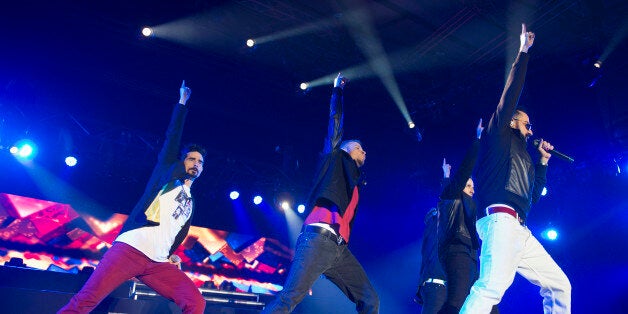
top-left (322, 73), bottom-right (347, 154)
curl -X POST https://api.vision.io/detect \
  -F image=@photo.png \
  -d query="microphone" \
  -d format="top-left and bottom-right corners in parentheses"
top-left (533, 139), bottom-right (574, 163)
top-left (169, 254), bottom-right (181, 263)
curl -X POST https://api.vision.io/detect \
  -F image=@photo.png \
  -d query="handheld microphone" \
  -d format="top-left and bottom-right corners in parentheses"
top-left (533, 139), bottom-right (574, 163)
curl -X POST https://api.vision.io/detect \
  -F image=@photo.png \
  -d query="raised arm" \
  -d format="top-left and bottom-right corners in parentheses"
top-left (157, 80), bottom-right (191, 165)
top-left (487, 24), bottom-right (534, 133)
top-left (322, 73), bottom-right (347, 154)
top-left (440, 119), bottom-right (483, 199)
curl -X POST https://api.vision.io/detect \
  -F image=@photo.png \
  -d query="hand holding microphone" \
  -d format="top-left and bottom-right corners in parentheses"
top-left (533, 139), bottom-right (574, 163)
top-left (169, 254), bottom-right (182, 270)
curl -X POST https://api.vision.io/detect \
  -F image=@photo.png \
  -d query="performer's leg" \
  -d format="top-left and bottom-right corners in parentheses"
top-left (262, 232), bottom-right (338, 314)
top-left (516, 232), bottom-right (571, 314)
top-left (58, 242), bottom-right (144, 313)
top-left (419, 283), bottom-right (446, 314)
top-left (139, 262), bottom-right (206, 314)
top-left (323, 246), bottom-right (379, 314)
top-left (460, 214), bottom-right (525, 314)
top-left (439, 248), bottom-right (474, 314)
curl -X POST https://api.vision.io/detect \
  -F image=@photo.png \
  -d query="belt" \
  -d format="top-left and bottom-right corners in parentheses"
top-left (487, 206), bottom-right (524, 225)
top-left (302, 225), bottom-right (346, 245)
top-left (423, 278), bottom-right (446, 286)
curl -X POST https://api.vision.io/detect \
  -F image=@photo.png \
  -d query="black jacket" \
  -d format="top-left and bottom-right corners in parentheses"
top-left (476, 52), bottom-right (547, 222)
top-left (119, 103), bottom-right (194, 256)
top-left (306, 87), bottom-right (363, 224)
top-left (437, 139), bottom-right (480, 259)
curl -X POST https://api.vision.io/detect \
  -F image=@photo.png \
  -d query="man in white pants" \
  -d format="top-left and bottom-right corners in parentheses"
top-left (460, 24), bottom-right (571, 314)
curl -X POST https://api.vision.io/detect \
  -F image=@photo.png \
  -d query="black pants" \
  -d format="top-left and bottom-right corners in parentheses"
top-left (438, 244), bottom-right (498, 314)
top-left (262, 231), bottom-right (379, 313)
top-left (418, 282), bottom-right (446, 314)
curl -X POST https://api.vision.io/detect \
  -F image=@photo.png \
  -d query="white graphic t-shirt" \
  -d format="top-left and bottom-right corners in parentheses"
top-left (116, 181), bottom-right (193, 262)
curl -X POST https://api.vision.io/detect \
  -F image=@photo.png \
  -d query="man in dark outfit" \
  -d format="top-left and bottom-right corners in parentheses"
top-left (436, 120), bottom-right (498, 314)
top-left (262, 74), bottom-right (379, 314)
top-left (59, 81), bottom-right (206, 314)
top-left (414, 207), bottom-right (446, 314)
top-left (460, 24), bottom-right (571, 314)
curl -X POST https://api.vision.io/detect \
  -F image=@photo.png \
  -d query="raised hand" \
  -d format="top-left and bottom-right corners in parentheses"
top-left (179, 80), bottom-right (192, 105)
top-left (519, 23), bottom-right (535, 53)
top-left (442, 158), bottom-right (452, 178)
top-left (477, 118), bottom-right (484, 139)
top-left (334, 73), bottom-right (347, 89)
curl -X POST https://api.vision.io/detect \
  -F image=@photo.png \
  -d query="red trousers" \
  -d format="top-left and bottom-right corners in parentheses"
top-left (58, 242), bottom-right (205, 314)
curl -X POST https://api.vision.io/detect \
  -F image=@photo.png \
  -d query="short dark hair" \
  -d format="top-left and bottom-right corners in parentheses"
top-left (180, 143), bottom-right (207, 160)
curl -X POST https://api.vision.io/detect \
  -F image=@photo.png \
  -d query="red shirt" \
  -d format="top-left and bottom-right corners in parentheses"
top-left (304, 186), bottom-right (359, 243)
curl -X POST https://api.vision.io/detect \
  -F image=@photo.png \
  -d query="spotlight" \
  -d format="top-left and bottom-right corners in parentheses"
top-left (280, 201), bottom-right (290, 211)
top-left (253, 195), bottom-right (263, 205)
top-left (593, 60), bottom-right (602, 68)
top-left (141, 27), bottom-right (153, 37)
top-left (299, 82), bottom-right (309, 90)
top-left (408, 121), bottom-right (415, 129)
top-left (541, 187), bottom-right (547, 196)
top-left (65, 156), bottom-right (78, 167)
top-left (229, 191), bottom-right (240, 200)
top-left (297, 204), bottom-right (305, 214)
top-left (12, 139), bottom-right (38, 161)
top-left (543, 228), bottom-right (558, 241)
top-left (246, 39), bottom-right (255, 47)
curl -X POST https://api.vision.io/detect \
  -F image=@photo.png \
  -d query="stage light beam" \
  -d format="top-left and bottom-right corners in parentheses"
top-left (229, 191), bottom-right (240, 200)
top-left (246, 39), bottom-right (255, 47)
top-left (253, 195), bottom-right (263, 205)
top-left (297, 204), bottom-right (305, 214)
top-left (299, 82), bottom-right (309, 90)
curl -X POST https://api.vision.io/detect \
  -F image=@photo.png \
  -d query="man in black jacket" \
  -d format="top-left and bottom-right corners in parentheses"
top-left (437, 120), bottom-right (498, 314)
top-left (415, 207), bottom-right (446, 314)
top-left (262, 74), bottom-right (379, 314)
top-left (460, 24), bottom-right (571, 313)
top-left (59, 81), bottom-right (206, 314)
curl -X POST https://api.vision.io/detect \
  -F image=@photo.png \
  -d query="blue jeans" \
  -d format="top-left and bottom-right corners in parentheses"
top-left (262, 231), bottom-right (379, 313)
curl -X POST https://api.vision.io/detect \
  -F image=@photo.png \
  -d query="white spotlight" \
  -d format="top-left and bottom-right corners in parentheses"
top-left (229, 191), bottom-right (240, 200)
top-left (142, 27), bottom-right (153, 37)
top-left (253, 195), bottom-right (263, 205)
top-left (593, 60), bottom-right (602, 68)
top-left (408, 121), bottom-right (415, 129)
top-left (280, 201), bottom-right (290, 211)
top-left (297, 204), bottom-right (305, 214)
top-left (65, 156), bottom-right (78, 167)
top-left (246, 39), bottom-right (255, 47)
top-left (541, 187), bottom-right (548, 196)
top-left (299, 82), bottom-right (309, 90)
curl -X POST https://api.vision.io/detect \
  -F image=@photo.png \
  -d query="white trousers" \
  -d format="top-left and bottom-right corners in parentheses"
top-left (460, 213), bottom-right (571, 314)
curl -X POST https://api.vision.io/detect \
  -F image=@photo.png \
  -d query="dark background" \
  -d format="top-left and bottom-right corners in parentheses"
top-left (1, 1), bottom-right (627, 313)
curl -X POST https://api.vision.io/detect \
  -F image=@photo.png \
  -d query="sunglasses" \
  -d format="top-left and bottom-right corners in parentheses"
top-left (513, 118), bottom-right (532, 131)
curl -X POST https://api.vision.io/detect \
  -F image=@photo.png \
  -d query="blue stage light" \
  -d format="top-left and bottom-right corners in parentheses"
top-left (65, 156), bottom-right (78, 167)
top-left (253, 195), bottom-right (263, 205)
top-left (543, 228), bottom-right (558, 241)
top-left (11, 140), bottom-right (38, 161)
top-left (229, 191), bottom-right (240, 200)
